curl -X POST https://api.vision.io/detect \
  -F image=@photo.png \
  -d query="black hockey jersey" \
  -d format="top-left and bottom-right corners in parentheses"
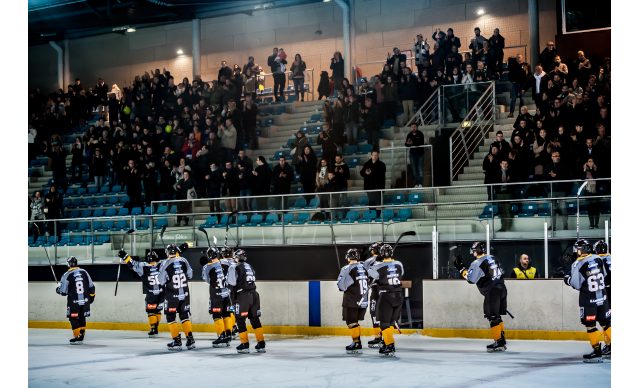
top-left (125, 257), bottom-right (163, 295)
top-left (367, 259), bottom-right (404, 292)
top-left (57, 267), bottom-right (95, 306)
top-left (599, 253), bottom-right (611, 288)
top-left (158, 256), bottom-right (193, 299)
top-left (337, 262), bottom-right (369, 308)
top-left (466, 254), bottom-right (505, 296)
top-left (567, 253), bottom-right (608, 305)
top-left (227, 262), bottom-right (257, 293)
top-left (202, 260), bottom-right (231, 298)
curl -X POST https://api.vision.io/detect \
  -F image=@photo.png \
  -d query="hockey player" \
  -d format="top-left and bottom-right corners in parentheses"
top-left (337, 248), bottom-right (369, 354)
top-left (56, 257), bottom-right (96, 344)
top-left (201, 247), bottom-right (235, 347)
top-left (227, 249), bottom-right (266, 353)
top-left (118, 249), bottom-right (164, 337)
top-left (157, 243), bottom-right (196, 351)
top-left (219, 246), bottom-right (238, 337)
top-left (453, 241), bottom-right (508, 352)
top-left (367, 244), bottom-right (404, 356)
top-left (593, 240), bottom-right (611, 305)
top-left (362, 241), bottom-right (383, 348)
top-left (564, 239), bottom-right (611, 362)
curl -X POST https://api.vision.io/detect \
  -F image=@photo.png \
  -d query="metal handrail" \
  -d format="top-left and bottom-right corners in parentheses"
top-left (404, 87), bottom-right (440, 127)
top-left (449, 81), bottom-right (496, 183)
top-left (378, 144), bottom-right (434, 188)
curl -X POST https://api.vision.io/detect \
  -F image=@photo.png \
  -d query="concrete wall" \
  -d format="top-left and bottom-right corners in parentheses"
top-left (28, 0), bottom-right (557, 92)
top-left (423, 280), bottom-right (584, 332)
top-left (30, 279), bottom-right (584, 332)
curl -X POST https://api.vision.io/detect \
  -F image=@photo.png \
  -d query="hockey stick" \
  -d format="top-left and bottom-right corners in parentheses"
top-left (115, 229), bottom-right (135, 296)
top-left (328, 221), bottom-right (341, 271)
top-left (159, 225), bottom-right (167, 246)
top-left (32, 223), bottom-right (58, 283)
top-left (224, 210), bottom-right (238, 247)
top-left (506, 310), bottom-right (515, 319)
top-left (392, 230), bottom-right (417, 252)
top-left (198, 226), bottom-right (211, 248)
top-left (575, 181), bottom-right (589, 240)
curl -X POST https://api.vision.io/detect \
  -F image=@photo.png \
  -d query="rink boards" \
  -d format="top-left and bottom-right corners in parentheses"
top-left (28, 280), bottom-right (597, 340)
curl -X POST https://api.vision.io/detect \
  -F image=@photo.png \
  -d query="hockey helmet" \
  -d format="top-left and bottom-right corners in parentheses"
top-left (573, 239), bottom-right (592, 255)
top-left (379, 244), bottom-right (394, 258)
top-left (470, 241), bottom-right (486, 255)
top-left (368, 241), bottom-right (382, 256)
top-left (345, 248), bottom-right (360, 262)
top-left (66, 256), bottom-right (78, 267)
top-left (146, 250), bottom-right (159, 263)
top-left (234, 249), bottom-right (248, 262)
top-left (165, 244), bottom-right (180, 256)
top-left (206, 246), bottom-right (219, 260)
top-left (221, 246), bottom-right (234, 259)
top-left (593, 240), bottom-right (608, 255)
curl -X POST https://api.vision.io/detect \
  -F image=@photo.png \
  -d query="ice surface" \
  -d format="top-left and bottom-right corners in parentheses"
top-left (29, 329), bottom-right (610, 388)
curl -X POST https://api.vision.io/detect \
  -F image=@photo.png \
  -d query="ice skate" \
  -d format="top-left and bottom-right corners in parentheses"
top-left (583, 345), bottom-right (603, 363)
top-left (255, 341), bottom-right (266, 353)
top-left (236, 342), bottom-right (250, 354)
top-left (212, 333), bottom-right (230, 348)
top-left (368, 336), bottom-right (383, 349)
top-left (379, 343), bottom-right (396, 357)
top-left (69, 329), bottom-right (85, 345)
top-left (602, 344), bottom-right (611, 359)
top-left (345, 341), bottom-right (362, 355)
top-left (185, 334), bottom-right (196, 350)
top-left (167, 335), bottom-right (182, 351)
top-left (486, 338), bottom-right (507, 353)
top-left (147, 327), bottom-right (158, 337)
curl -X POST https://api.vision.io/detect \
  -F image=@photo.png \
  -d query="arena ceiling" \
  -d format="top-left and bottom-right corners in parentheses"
top-left (29, 0), bottom-right (323, 45)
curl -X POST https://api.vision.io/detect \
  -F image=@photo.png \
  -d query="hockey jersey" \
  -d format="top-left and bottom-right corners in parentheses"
top-left (125, 258), bottom-right (163, 296)
top-left (367, 259), bottom-right (404, 293)
top-left (227, 262), bottom-right (257, 293)
top-left (337, 262), bottom-right (369, 308)
top-left (158, 256), bottom-right (193, 299)
top-left (466, 254), bottom-right (505, 296)
top-left (568, 254), bottom-right (608, 305)
top-left (58, 267), bottom-right (95, 306)
top-left (599, 253), bottom-right (611, 288)
top-left (202, 260), bottom-right (231, 298)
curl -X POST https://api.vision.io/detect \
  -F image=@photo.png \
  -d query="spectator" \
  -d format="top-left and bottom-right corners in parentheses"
top-left (575, 50), bottom-right (592, 87)
top-left (90, 147), bottom-right (108, 191)
top-left (268, 47), bottom-right (287, 102)
top-left (298, 145), bottom-right (318, 204)
top-left (218, 60), bottom-right (233, 83)
top-left (317, 123), bottom-right (337, 165)
top-left (360, 150), bottom-right (386, 215)
top-left (507, 54), bottom-right (530, 118)
top-left (237, 160), bottom-right (253, 212)
top-left (398, 67), bottom-right (418, 125)
top-left (123, 159), bottom-right (143, 210)
top-left (333, 154), bottom-right (350, 193)
top-left (414, 33), bottom-right (431, 75)
top-left (205, 161), bottom-right (223, 213)
top-left (235, 149), bottom-right (253, 171)
top-left (318, 71), bottom-right (331, 100)
top-left (528, 65), bottom-right (548, 107)
top-left (242, 94), bottom-right (259, 150)
top-left (316, 158), bottom-right (330, 191)
top-left (48, 142), bottom-right (67, 189)
top-left (445, 45), bottom-right (462, 76)
top-left (70, 137), bottom-right (84, 183)
top-left (443, 27), bottom-right (461, 54)
top-left (431, 29), bottom-right (447, 71)
top-left (509, 254), bottom-right (538, 279)
top-left (386, 48), bottom-right (407, 80)
top-left (539, 41), bottom-right (558, 73)
top-left (272, 156), bottom-right (294, 197)
top-left (461, 64), bottom-right (475, 85)
top-left (332, 98), bottom-right (346, 151)
top-left (361, 97), bottom-right (381, 150)
top-left (582, 157), bottom-right (600, 229)
top-left (493, 159), bottom-right (513, 231)
top-left (550, 55), bottom-right (569, 79)
top-left (544, 150), bottom-right (570, 230)
top-left (381, 76), bottom-right (398, 122)
top-left (405, 122), bottom-right (425, 187)
top-left (95, 77), bottom-right (108, 111)
top-left (290, 54), bottom-right (307, 102)
top-left (482, 145), bottom-right (500, 200)
top-left (493, 130), bottom-right (512, 161)
top-left (175, 169), bottom-right (196, 226)
top-left (469, 27), bottom-right (487, 64)
top-left (221, 160), bottom-right (240, 212)
top-left (29, 191), bottom-right (45, 243)
top-left (218, 119), bottom-right (237, 163)
top-left (251, 156), bottom-right (272, 211)
top-left (291, 130), bottom-right (309, 170)
top-left (489, 28), bottom-right (505, 79)
top-left (44, 185), bottom-right (63, 237)
top-left (532, 128), bottom-right (550, 177)
top-left (142, 146), bottom-right (159, 205)
top-left (330, 51), bottom-right (345, 89)
top-left (242, 56), bottom-right (260, 96)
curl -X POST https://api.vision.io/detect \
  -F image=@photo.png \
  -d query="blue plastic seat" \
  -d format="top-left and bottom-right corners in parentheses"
top-left (390, 194), bottom-right (405, 205)
top-left (342, 144), bottom-right (357, 155)
top-left (105, 208), bottom-right (117, 217)
top-left (264, 213), bottom-right (279, 225)
top-left (47, 235), bottom-right (59, 245)
top-left (114, 219), bottom-right (129, 231)
top-left (214, 215), bottom-right (229, 228)
top-left (68, 209), bottom-right (81, 218)
top-left (378, 209), bottom-right (395, 222)
top-left (156, 205), bottom-right (169, 214)
top-left (87, 186), bottom-right (98, 195)
top-left (92, 209), bottom-right (105, 217)
top-left (70, 235), bottom-right (84, 245)
top-left (98, 220), bottom-right (113, 231)
top-left (82, 197), bottom-right (96, 207)
top-left (154, 218), bottom-right (169, 228)
top-left (65, 187), bottom-right (77, 196)
top-left (566, 201), bottom-right (577, 215)
top-left (107, 196), bottom-right (119, 206)
top-left (292, 213), bottom-right (309, 225)
top-left (537, 203), bottom-right (551, 217)
top-left (62, 221), bottom-right (77, 233)
top-left (357, 195), bottom-right (369, 207)
top-left (306, 197), bottom-right (320, 209)
top-left (57, 236), bottom-right (70, 246)
top-left (289, 197), bottom-right (306, 210)
top-left (249, 214), bottom-right (263, 226)
top-left (92, 196), bottom-right (107, 207)
top-left (99, 185), bottom-right (111, 195)
top-left (357, 143), bottom-right (373, 154)
top-left (136, 218), bottom-right (150, 230)
top-left (479, 205), bottom-right (499, 219)
top-left (97, 235), bottom-right (111, 244)
top-left (80, 209), bottom-right (92, 218)
top-left (346, 157), bottom-right (360, 168)
top-left (111, 185), bottom-right (123, 194)
top-left (395, 208), bottom-right (412, 221)
top-left (76, 187), bottom-right (87, 196)
top-left (407, 193), bottom-right (424, 204)
top-left (518, 203), bottom-right (538, 217)
top-left (168, 205), bottom-right (177, 214)
top-left (271, 150), bottom-right (286, 161)
top-left (130, 207), bottom-right (142, 216)
top-left (340, 210), bottom-right (360, 223)
top-left (361, 210), bottom-right (377, 223)
top-left (281, 213), bottom-right (294, 225)
top-left (200, 215), bottom-right (218, 228)
top-left (117, 207), bottom-right (130, 216)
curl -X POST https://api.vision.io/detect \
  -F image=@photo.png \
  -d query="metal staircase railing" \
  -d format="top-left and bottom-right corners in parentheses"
top-left (405, 87), bottom-right (440, 127)
top-left (448, 81), bottom-right (496, 184)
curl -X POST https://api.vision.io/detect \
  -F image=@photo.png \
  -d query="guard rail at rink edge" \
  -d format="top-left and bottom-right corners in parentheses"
top-left (28, 177), bottom-right (611, 275)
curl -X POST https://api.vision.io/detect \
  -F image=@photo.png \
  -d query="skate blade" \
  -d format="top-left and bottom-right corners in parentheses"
top-left (148, 334), bottom-right (158, 338)
top-left (212, 343), bottom-right (230, 348)
top-left (368, 344), bottom-right (381, 349)
top-left (187, 345), bottom-right (196, 350)
top-left (167, 346), bottom-right (183, 351)
top-left (237, 349), bottom-right (250, 354)
top-left (379, 352), bottom-right (396, 357)
top-left (69, 341), bottom-right (83, 345)
top-left (583, 357), bottom-right (603, 363)
top-left (255, 348), bottom-right (266, 353)
top-left (346, 350), bottom-right (363, 355)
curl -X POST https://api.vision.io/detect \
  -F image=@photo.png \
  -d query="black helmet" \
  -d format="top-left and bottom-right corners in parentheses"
top-left (146, 250), bottom-right (159, 263)
top-left (379, 244), bottom-right (393, 258)
top-left (345, 248), bottom-right (360, 262)
top-left (573, 239), bottom-right (592, 255)
top-left (206, 247), bottom-right (219, 260)
top-left (221, 246), bottom-right (234, 259)
top-left (234, 249), bottom-right (247, 262)
top-left (470, 241), bottom-right (486, 255)
top-left (593, 240), bottom-right (608, 254)
top-left (165, 244), bottom-right (179, 256)
top-left (66, 256), bottom-right (78, 267)
top-left (368, 242), bottom-right (382, 256)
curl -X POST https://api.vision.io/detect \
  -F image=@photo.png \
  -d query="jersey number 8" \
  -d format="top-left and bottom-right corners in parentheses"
top-left (75, 280), bottom-right (84, 294)
top-left (587, 273), bottom-right (605, 292)
top-left (172, 273), bottom-right (187, 289)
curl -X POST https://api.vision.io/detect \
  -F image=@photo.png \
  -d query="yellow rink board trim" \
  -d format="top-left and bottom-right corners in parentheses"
top-left (28, 321), bottom-right (601, 341)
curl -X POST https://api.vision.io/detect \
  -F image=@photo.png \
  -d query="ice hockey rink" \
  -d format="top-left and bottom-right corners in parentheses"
top-left (28, 329), bottom-right (610, 387)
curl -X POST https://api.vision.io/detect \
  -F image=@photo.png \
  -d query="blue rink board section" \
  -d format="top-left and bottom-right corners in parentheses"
top-left (28, 329), bottom-right (611, 388)
top-left (308, 280), bottom-right (321, 327)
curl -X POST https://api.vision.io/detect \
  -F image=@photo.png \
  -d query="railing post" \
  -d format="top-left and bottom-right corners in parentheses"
top-left (485, 223), bottom-right (491, 253)
top-left (431, 226), bottom-right (438, 279)
top-left (605, 220), bottom-right (609, 248)
top-left (449, 137), bottom-right (453, 185)
top-left (544, 221), bottom-right (549, 279)
top-left (90, 219), bottom-right (94, 264)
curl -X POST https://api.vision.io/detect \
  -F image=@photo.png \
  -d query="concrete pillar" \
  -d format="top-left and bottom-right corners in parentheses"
top-left (192, 18), bottom-right (201, 80)
top-left (528, 0), bottom-right (540, 66)
top-left (63, 39), bottom-right (70, 88)
top-left (49, 41), bottom-right (63, 90)
top-left (334, 0), bottom-right (351, 83)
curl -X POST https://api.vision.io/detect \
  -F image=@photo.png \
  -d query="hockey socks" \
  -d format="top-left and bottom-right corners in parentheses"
top-left (181, 319), bottom-right (193, 336)
top-left (587, 328), bottom-right (600, 347)
top-left (230, 313), bottom-right (236, 328)
top-left (214, 319), bottom-right (225, 336)
top-left (490, 324), bottom-right (502, 341)
top-left (382, 327), bottom-right (394, 346)
top-left (604, 326), bottom-right (611, 345)
top-left (349, 326), bottom-right (361, 342)
top-left (168, 322), bottom-right (180, 338)
top-left (499, 322), bottom-right (505, 336)
top-left (374, 326), bottom-right (382, 339)
top-left (239, 331), bottom-right (249, 344)
top-left (148, 314), bottom-right (158, 328)
top-left (255, 327), bottom-right (265, 342)
top-left (73, 328), bottom-right (81, 337)
top-left (223, 317), bottom-right (234, 333)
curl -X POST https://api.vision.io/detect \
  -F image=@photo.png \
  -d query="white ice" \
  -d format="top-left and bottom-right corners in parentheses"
top-left (28, 329), bottom-right (610, 388)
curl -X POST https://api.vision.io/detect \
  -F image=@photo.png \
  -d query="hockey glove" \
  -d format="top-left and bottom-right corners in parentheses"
top-left (55, 286), bottom-right (61, 295)
top-left (179, 242), bottom-right (189, 253)
top-left (453, 256), bottom-right (466, 272)
top-left (117, 249), bottom-right (128, 259)
top-left (563, 275), bottom-right (571, 286)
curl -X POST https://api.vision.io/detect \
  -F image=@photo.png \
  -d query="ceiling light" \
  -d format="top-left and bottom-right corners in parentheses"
top-left (176, 49), bottom-right (184, 55)
top-left (126, 27), bottom-right (136, 33)
top-left (477, 8), bottom-right (485, 15)
top-left (323, 0), bottom-right (331, 2)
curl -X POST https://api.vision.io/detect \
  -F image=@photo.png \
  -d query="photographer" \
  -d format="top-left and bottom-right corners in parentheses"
top-left (414, 34), bottom-right (431, 75)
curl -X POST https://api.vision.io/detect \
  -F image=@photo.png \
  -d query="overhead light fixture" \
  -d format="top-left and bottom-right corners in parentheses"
top-left (477, 8), bottom-right (485, 15)
top-left (176, 49), bottom-right (184, 55)
top-left (126, 27), bottom-right (136, 33)
top-left (323, 0), bottom-right (331, 2)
